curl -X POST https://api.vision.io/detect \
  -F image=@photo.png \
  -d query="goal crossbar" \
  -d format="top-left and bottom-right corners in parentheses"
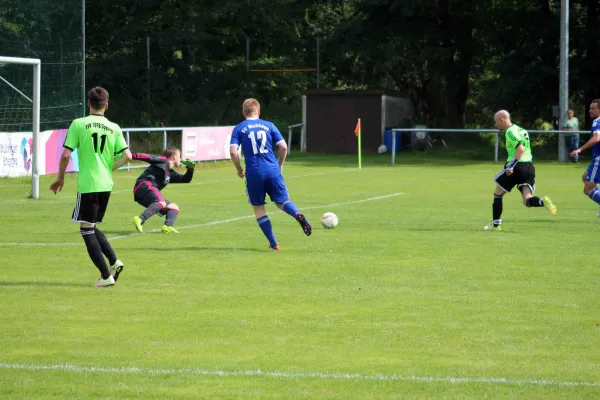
top-left (0, 56), bottom-right (41, 199)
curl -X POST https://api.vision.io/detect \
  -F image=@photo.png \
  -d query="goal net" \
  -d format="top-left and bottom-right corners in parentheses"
top-left (0, 57), bottom-right (41, 198)
top-left (0, 0), bottom-right (83, 199)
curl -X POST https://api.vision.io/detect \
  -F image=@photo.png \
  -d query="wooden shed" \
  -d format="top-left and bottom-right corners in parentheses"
top-left (301, 90), bottom-right (414, 154)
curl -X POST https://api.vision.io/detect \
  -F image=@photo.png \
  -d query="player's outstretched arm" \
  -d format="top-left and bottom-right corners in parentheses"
top-left (132, 152), bottom-right (169, 165)
top-left (113, 149), bottom-right (133, 170)
top-left (571, 132), bottom-right (600, 157)
top-left (169, 168), bottom-right (194, 184)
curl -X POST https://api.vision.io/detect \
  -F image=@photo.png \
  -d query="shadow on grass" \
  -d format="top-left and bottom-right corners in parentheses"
top-left (102, 230), bottom-right (138, 236)
top-left (0, 280), bottom-right (88, 288)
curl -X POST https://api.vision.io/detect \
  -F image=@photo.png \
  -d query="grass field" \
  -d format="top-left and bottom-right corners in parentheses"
top-left (1, 153), bottom-right (599, 399)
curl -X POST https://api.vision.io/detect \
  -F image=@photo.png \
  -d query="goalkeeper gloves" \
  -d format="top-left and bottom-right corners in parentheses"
top-left (181, 159), bottom-right (195, 169)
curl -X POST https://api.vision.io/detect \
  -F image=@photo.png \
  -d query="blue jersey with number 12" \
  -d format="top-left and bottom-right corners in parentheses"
top-left (230, 117), bottom-right (285, 179)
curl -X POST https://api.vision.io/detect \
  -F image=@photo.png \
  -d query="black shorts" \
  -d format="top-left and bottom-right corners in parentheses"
top-left (494, 162), bottom-right (536, 193)
top-left (133, 181), bottom-right (170, 208)
top-left (72, 192), bottom-right (111, 224)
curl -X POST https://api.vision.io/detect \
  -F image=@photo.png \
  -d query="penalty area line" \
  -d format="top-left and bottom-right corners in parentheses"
top-left (0, 363), bottom-right (598, 387)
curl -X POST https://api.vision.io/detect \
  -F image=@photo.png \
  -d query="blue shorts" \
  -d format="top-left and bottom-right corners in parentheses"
top-left (585, 157), bottom-right (600, 183)
top-left (245, 174), bottom-right (289, 206)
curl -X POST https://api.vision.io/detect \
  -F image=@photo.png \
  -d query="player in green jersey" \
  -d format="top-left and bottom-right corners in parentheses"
top-left (491, 110), bottom-right (557, 231)
top-left (50, 87), bottom-right (132, 287)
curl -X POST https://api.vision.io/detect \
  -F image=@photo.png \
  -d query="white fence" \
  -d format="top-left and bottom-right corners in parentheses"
top-left (120, 123), bottom-right (306, 170)
top-left (389, 128), bottom-right (589, 165)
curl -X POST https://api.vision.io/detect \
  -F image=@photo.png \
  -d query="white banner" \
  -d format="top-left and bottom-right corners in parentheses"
top-left (0, 132), bottom-right (33, 177)
top-left (181, 126), bottom-right (236, 161)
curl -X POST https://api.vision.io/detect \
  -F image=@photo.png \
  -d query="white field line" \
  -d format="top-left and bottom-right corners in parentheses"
top-left (0, 363), bottom-right (598, 387)
top-left (0, 192), bottom-right (404, 246)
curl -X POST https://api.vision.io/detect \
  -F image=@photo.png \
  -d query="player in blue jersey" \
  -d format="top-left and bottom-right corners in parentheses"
top-left (570, 99), bottom-right (600, 206)
top-left (229, 98), bottom-right (311, 250)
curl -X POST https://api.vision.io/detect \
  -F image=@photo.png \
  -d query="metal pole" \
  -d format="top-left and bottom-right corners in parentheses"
top-left (163, 130), bottom-right (167, 150)
top-left (301, 95), bottom-right (307, 152)
top-left (82, 0), bottom-right (86, 117)
top-left (391, 131), bottom-right (396, 165)
top-left (558, 0), bottom-right (569, 163)
top-left (288, 127), bottom-right (292, 155)
top-left (316, 38), bottom-right (320, 89)
top-left (246, 36), bottom-right (250, 71)
top-left (32, 62), bottom-right (41, 199)
top-left (494, 132), bottom-right (499, 162)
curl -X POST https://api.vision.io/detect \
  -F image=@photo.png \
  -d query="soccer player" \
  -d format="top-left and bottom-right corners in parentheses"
top-left (131, 148), bottom-right (195, 234)
top-left (490, 110), bottom-right (557, 231)
top-left (569, 99), bottom-right (600, 208)
top-left (49, 87), bottom-right (132, 287)
top-left (229, 98), bottom-right (311, 249)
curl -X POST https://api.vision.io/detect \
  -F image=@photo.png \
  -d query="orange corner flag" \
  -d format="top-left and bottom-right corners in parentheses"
top-left (354, 118), bottom-right (361, 137)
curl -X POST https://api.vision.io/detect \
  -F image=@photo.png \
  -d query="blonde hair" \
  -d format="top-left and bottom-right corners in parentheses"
top-left (243, 98), bottom-right (260, 117)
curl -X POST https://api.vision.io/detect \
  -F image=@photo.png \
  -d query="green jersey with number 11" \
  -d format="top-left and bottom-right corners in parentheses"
top-left (504, 124), bottom-right (532, 163)
top-left (63, 114), bottom-right (128, 193)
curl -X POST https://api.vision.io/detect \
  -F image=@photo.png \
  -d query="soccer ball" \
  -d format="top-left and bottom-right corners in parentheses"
top-left (321, 212), bottom-right (339, 229)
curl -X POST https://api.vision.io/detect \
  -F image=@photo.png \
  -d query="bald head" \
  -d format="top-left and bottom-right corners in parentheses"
top-left (494, 110), bottom-right (512, 130)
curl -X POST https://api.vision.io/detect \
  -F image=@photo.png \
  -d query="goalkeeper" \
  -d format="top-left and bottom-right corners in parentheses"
top-left (131, 148), bottom-right (195, 234)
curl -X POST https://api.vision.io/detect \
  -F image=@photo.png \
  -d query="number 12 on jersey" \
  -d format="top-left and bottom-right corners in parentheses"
top-left (248, 130), bottom-right (268, 155)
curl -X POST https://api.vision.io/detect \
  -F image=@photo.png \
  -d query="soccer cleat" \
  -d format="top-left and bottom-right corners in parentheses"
top-left (491, 226), bottom-right (502, 232)
top-left (161, 225), bottom-right (179, 234)
top-left (543, 196), bottom-right (557, 215)
top-left (132, 216), bottom-right (143, 233)
top-left (295, 212), bottom-right (312, 236)
top-left (269, 244), bottom-right (280, 250)
top-left (110, 259), bottom-right (124, 282)
top-left (94, 275), bottom-right (115, 287)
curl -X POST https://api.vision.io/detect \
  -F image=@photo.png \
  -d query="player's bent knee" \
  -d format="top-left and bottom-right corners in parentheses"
top-left (80, 222), bottom-right (95, 229)
top-left (158, 201), bottom-right (167, 209)
top-left (168, 203), bottom-right (179, 211)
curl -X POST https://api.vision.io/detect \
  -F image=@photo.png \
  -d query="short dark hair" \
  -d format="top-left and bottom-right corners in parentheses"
top-left (163, 147), bottom-right (180, 158)
top-left (87, 87), bottom-right (109, 109)
top-left (592, 99), bottom-right (600, 108)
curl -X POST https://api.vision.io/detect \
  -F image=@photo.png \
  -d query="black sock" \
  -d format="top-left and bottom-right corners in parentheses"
top-left (525, 196), bottom-right (544, 208)
top-left (140, 202), bottom-right (163, 222)
top-left (94, 227), bottom-right (117, 266)
top-left (165, 209), bottom-right (179, 226)
top-left (81, 227), bottom-right (110, 279)
top-left (493, 195), bottom-right (503, 226)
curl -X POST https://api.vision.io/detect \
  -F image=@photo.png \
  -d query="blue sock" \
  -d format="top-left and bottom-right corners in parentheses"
top-left (589, 187), bottom-right (600, 205)
top-left (282, 201), bottom-right (300, 218)
top-left (257, 216), bottom-right (277, 247)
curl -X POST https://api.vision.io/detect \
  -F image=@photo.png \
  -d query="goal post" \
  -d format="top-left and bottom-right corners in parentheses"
top-left (0, 56), bottom-right (41, 199)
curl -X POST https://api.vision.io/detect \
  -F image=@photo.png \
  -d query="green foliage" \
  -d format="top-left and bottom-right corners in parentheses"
top-left (3, 0), bottom-right (600, 131)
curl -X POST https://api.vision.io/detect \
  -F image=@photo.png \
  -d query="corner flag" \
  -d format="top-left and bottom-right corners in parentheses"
top-left (354, 118), bottom-right (362, 169)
